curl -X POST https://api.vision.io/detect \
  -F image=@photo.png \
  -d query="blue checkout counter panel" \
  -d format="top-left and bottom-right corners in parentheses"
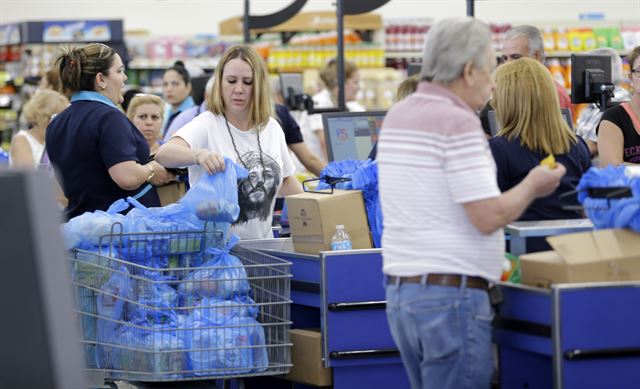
top-left (240, 239), bottom-right (409, 388)
top-left (495, 282), bottom-right (640, 389)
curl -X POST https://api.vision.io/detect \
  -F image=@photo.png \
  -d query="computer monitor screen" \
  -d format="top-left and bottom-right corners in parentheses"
top-left (322, 111), bottom-right (386, 162)
top-left (407, 63), bottom-right (422, 77)
top-left (487, 108), bottom-right (573, 137)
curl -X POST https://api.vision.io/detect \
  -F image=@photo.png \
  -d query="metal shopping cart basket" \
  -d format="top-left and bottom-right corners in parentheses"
top-left (68, 223), bottom-right (292, 382)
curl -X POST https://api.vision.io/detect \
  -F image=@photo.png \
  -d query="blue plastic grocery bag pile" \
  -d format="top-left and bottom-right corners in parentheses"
top-left (65, 159), bottom-right (269, 378)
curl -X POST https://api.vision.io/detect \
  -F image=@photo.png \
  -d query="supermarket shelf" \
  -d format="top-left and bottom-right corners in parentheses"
top-left (128, 58), bottom-right (220, 70)
top-left (384, 51), bottom-right (423, 59)
top-left (384, 49), bottom-right (632, 60)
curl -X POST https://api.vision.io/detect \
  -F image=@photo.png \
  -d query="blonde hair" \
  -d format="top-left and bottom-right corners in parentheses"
top-left (22, 90), bottom-right (69, 129)
top-left (493, 57), bottom-right (576, 154)
top-left (126, 94), bottom-right (165, 120)
top-left (43, 69), bottom-right (61, 92)
top-left (208, 45), bottom-right (273, 130)
top-left (54, 43), bottom-right (117, 98)
top-left (319, 58), bottom-right (359, 90)
top-left (396, 75), bottom-right (420, 101)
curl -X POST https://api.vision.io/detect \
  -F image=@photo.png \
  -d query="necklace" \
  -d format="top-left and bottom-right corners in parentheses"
top-left (224, 115), bottom-right (266, 191)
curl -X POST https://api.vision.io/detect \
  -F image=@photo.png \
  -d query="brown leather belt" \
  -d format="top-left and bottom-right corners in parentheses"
top-left (386, 273), bottom-right (490, 290)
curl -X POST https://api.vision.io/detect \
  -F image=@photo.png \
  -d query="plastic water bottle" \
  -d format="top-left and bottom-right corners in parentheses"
top-left (331, 225), bottom-right (352, 251)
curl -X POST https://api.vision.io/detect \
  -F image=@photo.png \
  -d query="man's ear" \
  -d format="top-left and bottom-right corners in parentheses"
top-left (532, 50), bottom-right (543, 62)
top-left (462, 61), bottom-right (475, 86)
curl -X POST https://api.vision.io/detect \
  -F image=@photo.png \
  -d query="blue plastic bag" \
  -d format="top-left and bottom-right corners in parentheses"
top-left (123, 197), bottom-right (204, 233)
top-left (577, 166), bottom-right (640, 231)
top-left (191, 295), bottom-right (258, 325)
top-left (317, 159), bottom-right (383, 247)
top-left (62, 199), bottom-right (129, 249)
top-left (179, 157), bottom-right (248, 223)
top-left (186, 316), bottom-right (268, 376)
top-left (132, 271), bottom-right (179, 326)
top-left (0, 148), bottom-right (8, 165)
top-left (178, 235), bottom-right (250, 299)
top-left (96, 266), bottom-right (134, 368)
top-left (112, 322), bottom-right (185, 379)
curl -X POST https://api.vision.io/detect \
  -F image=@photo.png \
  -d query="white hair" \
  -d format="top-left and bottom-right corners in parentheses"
top-left (505, 25), bottom-right (545, 60)
top-left (590, 47), bottom-right (624, 85)
top-left (420, 17), bottom-right (492, 84)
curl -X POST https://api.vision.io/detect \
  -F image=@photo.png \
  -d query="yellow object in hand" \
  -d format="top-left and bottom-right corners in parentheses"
top-left (540, 154), bottom-right (557, 169)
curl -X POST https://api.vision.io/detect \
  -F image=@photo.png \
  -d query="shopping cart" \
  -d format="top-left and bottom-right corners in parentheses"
top-left (68, 222), bottom-right (292, 382)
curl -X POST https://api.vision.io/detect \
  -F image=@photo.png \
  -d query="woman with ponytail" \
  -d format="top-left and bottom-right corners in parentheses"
top-left (46, 43), bottom-right (174, 220)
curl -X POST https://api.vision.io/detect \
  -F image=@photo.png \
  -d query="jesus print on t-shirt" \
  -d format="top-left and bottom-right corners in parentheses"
top-left (235, 151), bottom-right (282, 225)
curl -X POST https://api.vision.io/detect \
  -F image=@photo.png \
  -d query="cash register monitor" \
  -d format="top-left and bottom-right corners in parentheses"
top-left (322, 111), bottom-right (386, 162)
top-left (487, 108), bottom-right (573, 137)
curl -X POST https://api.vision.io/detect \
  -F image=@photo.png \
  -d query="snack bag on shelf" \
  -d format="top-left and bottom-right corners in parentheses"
top-left (581, 29), bottom-right (597, 51)
top-left (568, 29), bottom-right (584, 52)
top-left (593, 28), bottom-right (610, 48)
top-left (609, 28), bottom-right (625, 50)
top-left (555, 28), bottom-right (570, 51)
top-left (543, 27), bottom-right (556, 52)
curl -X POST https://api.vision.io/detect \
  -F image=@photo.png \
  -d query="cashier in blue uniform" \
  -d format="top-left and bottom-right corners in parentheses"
top-left (46, 43), bottom-right (173, 220)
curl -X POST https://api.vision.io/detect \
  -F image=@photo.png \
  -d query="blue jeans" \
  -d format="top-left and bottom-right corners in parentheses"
top-left (385, 277), bottom-right (494, 389)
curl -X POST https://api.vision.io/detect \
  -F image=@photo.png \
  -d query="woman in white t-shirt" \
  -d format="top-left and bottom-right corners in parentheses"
top-left (308, 58), bottom-right (365, 160)
top-left (156, 45), bottom-right (302, 239)
top-left (10, 90), bottom-right (68, 168)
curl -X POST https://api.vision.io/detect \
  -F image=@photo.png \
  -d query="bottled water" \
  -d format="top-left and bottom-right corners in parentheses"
top-left (331, 225), bottom-right (352, 251)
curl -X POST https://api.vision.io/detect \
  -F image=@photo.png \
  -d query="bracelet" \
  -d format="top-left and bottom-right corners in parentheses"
top-left (193, 149), bottom-right (204, 166)
top-left (145, 163), bottom-right (155, 183)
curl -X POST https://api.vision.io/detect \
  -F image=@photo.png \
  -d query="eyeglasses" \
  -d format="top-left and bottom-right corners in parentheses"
top-left (500, 53), bottom-right (523, 63)
top-left (631, 68), bottom-right (640, 78)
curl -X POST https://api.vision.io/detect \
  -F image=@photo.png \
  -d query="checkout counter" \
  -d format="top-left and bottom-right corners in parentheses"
top-left (496, 219), bottom-right (640, 388)
top-left (240, 239), bottom-right (409, 389)
top-left (241, 218), bottom-right (640, 388)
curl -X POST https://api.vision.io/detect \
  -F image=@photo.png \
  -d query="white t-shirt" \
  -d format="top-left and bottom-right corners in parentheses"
top-left (9, 130), bottom-right (45, 167)
top-left (174, 111), bottom-right (296, 239)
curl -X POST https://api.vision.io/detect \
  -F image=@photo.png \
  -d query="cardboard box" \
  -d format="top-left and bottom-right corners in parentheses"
top-left (285, 329), bottom-right (332, 387)
top-left (520, 229), bottom-right (640, 288)
top-left (286, 189), bottom-right (373, 255)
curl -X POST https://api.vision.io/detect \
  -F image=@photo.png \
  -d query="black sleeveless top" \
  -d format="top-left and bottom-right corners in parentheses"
top-left (598, 104), bottom-right (640, 164)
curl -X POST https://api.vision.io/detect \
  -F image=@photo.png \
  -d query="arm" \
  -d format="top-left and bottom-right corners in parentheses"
top-left (155, 136), bottom-right (225, 174)
top-left (463, 164), bottom-right (566, 235)
top-left (314, 129), bottom-right (328, 161)
top-left (279, 175), bottom-right (303, 197)
top-left (9, 136), bottom-right (36, 168)
top-left (108, 160), bottom-right (173, 190)
top-left (288, 142), bottom-right (326, 176)
top-left (597, 120), bottom-right (625, 167)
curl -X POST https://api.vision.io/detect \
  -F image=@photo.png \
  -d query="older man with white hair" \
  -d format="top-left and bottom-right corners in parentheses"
top-left (377, 17), bottom-right (566, 389)
top-left (502, 25), bottom-right (572, 109)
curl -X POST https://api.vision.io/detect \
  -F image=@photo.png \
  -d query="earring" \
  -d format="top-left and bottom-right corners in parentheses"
top-left (101, 84), bottom-right (107, 90)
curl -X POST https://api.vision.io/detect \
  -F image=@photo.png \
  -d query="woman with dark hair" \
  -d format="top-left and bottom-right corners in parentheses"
top-left (598, 46), bottom-right (640, 166)
top-left (162, 61), bottom-right (195, 136)
top-left (45, 43), bottom-right (173, 220)
top-left (156, 45), bottom-right (302, 239)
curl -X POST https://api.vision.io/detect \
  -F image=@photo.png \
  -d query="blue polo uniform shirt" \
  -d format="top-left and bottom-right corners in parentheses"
top-left (46, 99), bottom-right (160, 220)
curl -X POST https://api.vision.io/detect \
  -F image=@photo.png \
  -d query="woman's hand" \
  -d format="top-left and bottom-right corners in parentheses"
top-left (147, 161), bottom-right (175, 186)
top-left (194, 149), bottom-right (226, 174)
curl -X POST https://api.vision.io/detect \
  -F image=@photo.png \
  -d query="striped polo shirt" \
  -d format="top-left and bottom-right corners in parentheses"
top-left (378, 82), bottom-right (503, 282)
